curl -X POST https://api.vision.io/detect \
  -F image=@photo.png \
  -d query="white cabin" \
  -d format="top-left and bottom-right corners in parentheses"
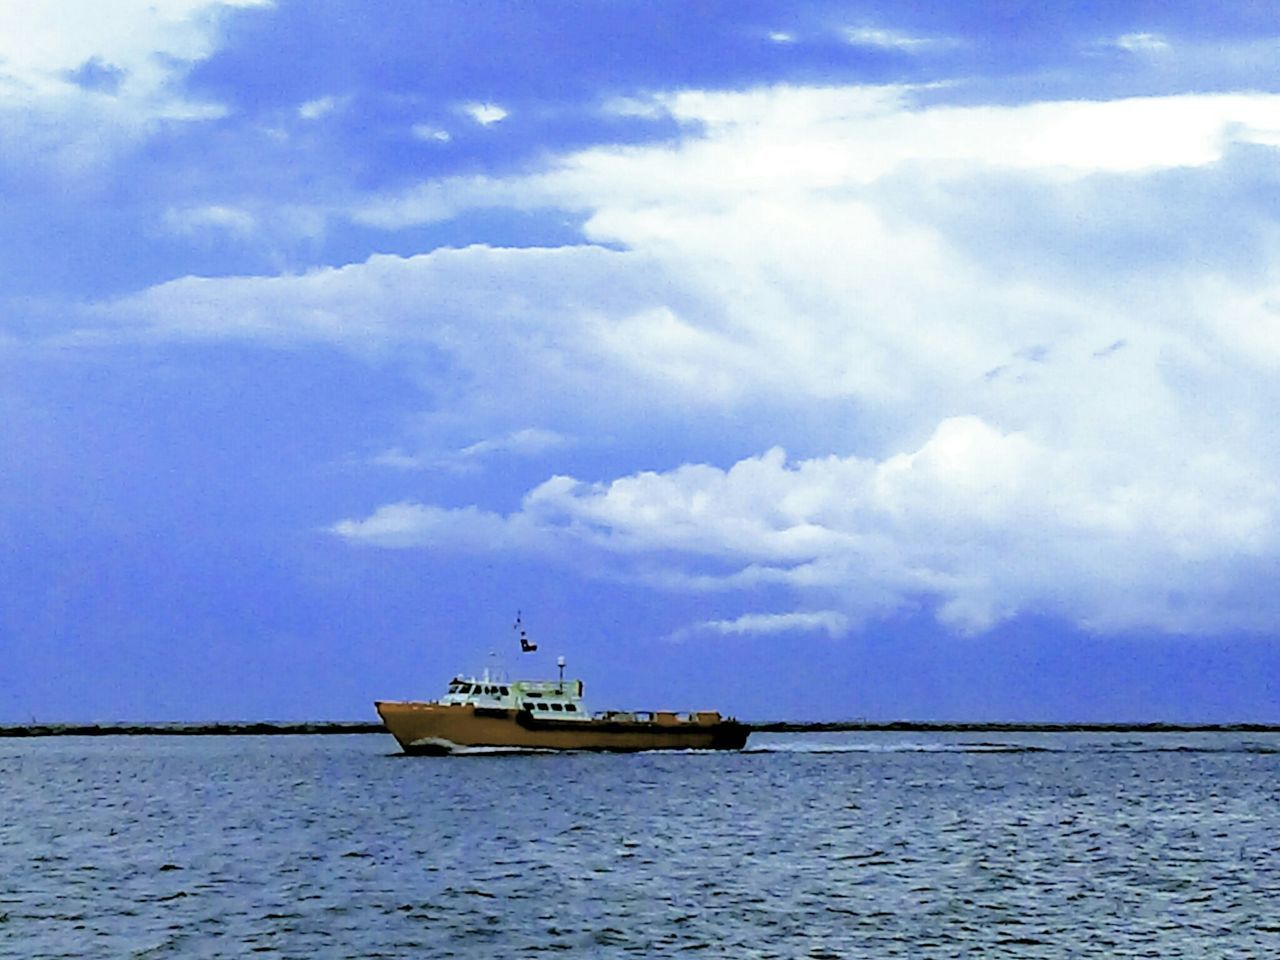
top-left (440, 673), bottom-right (591, 721)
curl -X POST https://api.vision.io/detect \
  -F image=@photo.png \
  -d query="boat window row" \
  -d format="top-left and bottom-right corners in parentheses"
top-left (522, 701), bottom-right (578, 713)
top-left (449, 682), bottom-right (509, 696)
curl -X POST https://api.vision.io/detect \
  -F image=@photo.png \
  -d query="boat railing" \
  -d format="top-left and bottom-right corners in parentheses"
top-left (586, 709), bottom-right (723, 725)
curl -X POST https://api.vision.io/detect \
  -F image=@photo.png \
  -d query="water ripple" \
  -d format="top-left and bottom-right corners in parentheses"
top-left (2, 732), bottom-right (1279, 957)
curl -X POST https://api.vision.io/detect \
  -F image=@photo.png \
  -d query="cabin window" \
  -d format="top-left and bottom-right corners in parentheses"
top-left (551, 703), bottom-right (564, 712)
top-left (459, 683), bottom-right (473, 694)
top-left (565, 704), bottom-right (578, 712)
top-left (521, 702), bottom-right (533, 711)
top-left (499, 686), bottom-right (509, 695)
top-left (536, 703), bottom-right (549, 711)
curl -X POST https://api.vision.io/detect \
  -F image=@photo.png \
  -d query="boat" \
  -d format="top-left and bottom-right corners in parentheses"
top-left (375, 633), bottom-right (749, 754)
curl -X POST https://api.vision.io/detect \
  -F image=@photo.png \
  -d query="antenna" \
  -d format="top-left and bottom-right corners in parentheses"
top-left (557, 655), bottom-right (565, 692)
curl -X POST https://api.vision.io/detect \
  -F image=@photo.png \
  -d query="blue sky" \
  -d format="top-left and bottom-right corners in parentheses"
top-left (4, 1), bottom-right (1280, 723)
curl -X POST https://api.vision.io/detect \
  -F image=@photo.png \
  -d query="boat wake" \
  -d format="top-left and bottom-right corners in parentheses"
top-left (743, 739), bottom-right (1280, 755)
top-left (448, 745), bottom-right (561, 755)
top-left (407, 737), bottom-right (560, 756)
top-left (743, 741), bottom-right (1057, 754)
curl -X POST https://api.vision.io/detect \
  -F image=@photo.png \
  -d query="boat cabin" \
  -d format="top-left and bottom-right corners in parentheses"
top-left (435, 668), bottom-right (723, 727)
top-left (440, 674), bottom-right (590, 721)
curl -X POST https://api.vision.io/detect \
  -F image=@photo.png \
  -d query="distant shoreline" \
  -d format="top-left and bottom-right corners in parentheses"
top-left (0, 722), bottom-right (385, 738)
top-left (2, 720), bottom-right (1279, 738)
top-left (748, 721), bottom-right (1280, 733)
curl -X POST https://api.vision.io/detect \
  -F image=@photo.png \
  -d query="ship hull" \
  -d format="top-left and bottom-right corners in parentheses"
top-left (375, 701), bottom-right (749, 754)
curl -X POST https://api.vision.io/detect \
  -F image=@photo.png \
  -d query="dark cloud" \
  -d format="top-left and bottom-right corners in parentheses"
top-left (63, 57), bottom-right (126, 94)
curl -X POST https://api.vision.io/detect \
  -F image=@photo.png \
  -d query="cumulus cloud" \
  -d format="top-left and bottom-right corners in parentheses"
top-left (329, 502), bottom-right (534, 552)
top-left (0, 0), bottom-right (266, 95)
top-left (84, 81), bottom-right (1280, 637)
top-left (102, 244), bottom-right (749, 423)
top-left (355, 88), bottom-right (1280, 234)
top-left (334, 418), bottom-right (1278, 634)
top-left (462, 102), bottom-right (508, 126)
top-left (0, 0), bottom-right (266, 172)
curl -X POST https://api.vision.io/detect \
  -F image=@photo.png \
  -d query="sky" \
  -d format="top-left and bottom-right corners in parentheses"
top-left (3, 1), bottom-right (1280, 723)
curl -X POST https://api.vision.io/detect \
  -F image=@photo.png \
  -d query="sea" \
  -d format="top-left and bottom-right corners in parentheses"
top-left (2, 731), bottom-right (1278, 959)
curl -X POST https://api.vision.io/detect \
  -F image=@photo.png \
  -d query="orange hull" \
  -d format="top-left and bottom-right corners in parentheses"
top-left (375, 701), bottom-right (749, 754)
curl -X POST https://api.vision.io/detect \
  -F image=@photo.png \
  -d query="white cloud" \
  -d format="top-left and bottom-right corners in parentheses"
top-left (162, 204), bottom-right (256, 237)
top-left (0, 0), bottom-right (267, 172)
top-left (356, 89), bottom-right (1280, 237)
top-left (102, 244), bottom-right (720, 405)
top-left (329, 502), bottom-right (540, 553)
top-left (648, 87), bottom-right (1280, 176)
top-left (334, 417), bottom-right (1279, 635)
top-left (372, 427), bottom-right (570, 471)
top-left (672, 611), bottom-right (851, 641)
top-left (298, 95), bottom-right (340, 120)
top-left (81, 81), bottom-right (1280, 637)
top-left (458, 428), bottom-right (569, 459)
top-left (370, 449), bottom-right (429, 471)
top-left (462, 101), bottom-right (508, 126)
top-left (1113, 33), bottom-right (1172, 54)
top-left (411, 123), bottom-right (452, 143)
top-left (601, 96), bottom-right (668, 120)
top-left (844, 26), bottom-right (942, 52)
top-left (0, 0), bottom-right (267, 90)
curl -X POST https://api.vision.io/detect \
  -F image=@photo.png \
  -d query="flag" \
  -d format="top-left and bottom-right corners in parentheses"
top-left (514, 611), bottom-right (537, 652)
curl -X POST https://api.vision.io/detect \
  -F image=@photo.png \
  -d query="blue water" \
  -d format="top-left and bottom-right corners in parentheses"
top-left (2, 732), bottom-right (1279, 958)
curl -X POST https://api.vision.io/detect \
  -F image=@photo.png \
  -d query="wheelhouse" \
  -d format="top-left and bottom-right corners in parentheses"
top-left (439, 674), bottom-right (590, 720)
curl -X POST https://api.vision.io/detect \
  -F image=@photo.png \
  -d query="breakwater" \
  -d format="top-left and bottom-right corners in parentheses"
top-left (749, 720), bottom-right (1280, 733)
top-left (0, 721), bottom-right (383, 737)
